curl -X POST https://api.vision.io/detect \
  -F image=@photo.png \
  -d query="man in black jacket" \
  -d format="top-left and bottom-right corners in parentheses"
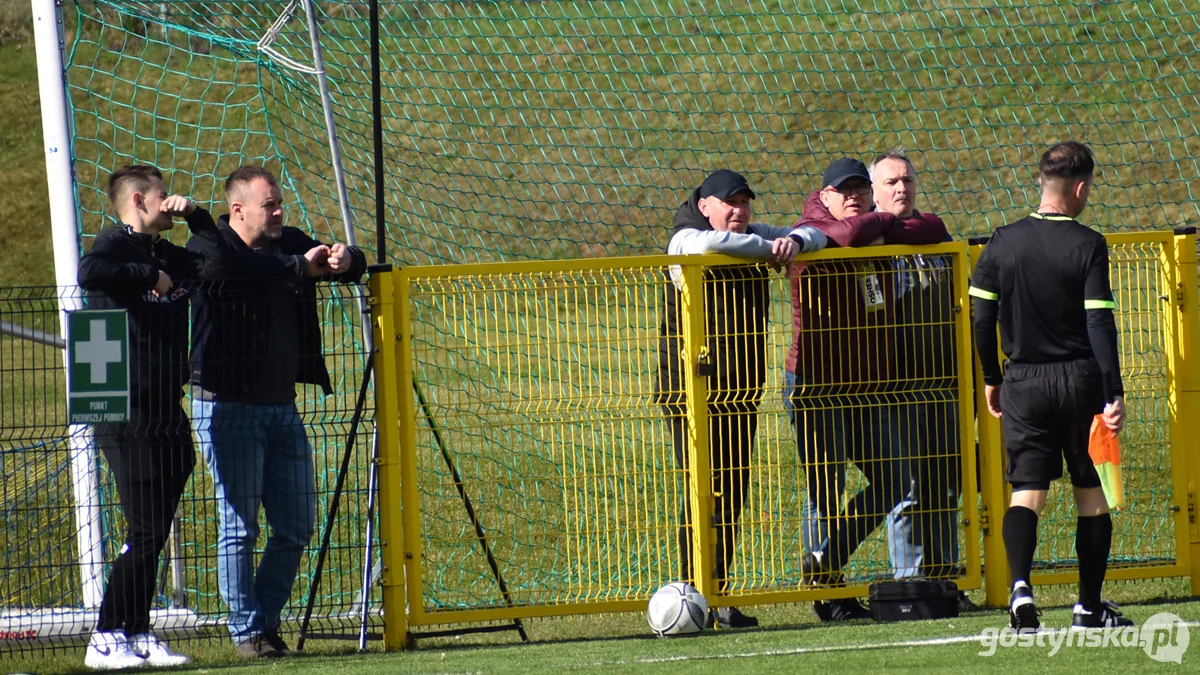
top-left (78, 165), bottom-right (217, 670)
top-left (187, 165), bottom-right (366, 658)
top-left (656, 169), bottom-right (826, 629)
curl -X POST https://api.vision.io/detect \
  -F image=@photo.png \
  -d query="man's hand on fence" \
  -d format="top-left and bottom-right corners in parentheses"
top-left (160, 195), bottom-right (196, 217)
top-left (985, 384), bottom-right (1002, 418)
top-left (304, 245), bottom-right (331, 276)
top-left (327, 243), bottom-right (352, 274)
top-left (153, 270), bottom-right (173, 298)
top-left (769, 237), bottom-right (798, 271)
top-left (1102, 396), bottom-right (1126, 435)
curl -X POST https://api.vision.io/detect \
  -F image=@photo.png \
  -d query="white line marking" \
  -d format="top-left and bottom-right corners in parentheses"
top-left (578, 621), bottom-right (1200, 668)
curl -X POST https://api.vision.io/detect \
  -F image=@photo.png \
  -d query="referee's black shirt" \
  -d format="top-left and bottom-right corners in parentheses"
top-left (969, 213), bottom-right (1124, 401)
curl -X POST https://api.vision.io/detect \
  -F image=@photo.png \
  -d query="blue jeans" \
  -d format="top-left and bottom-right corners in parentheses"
top-left (784, 371), bottom-right (917, 578)
top-left (193, 400), bottom-right (316, 644)
top-left (901, 396), bottom-right (962, 577)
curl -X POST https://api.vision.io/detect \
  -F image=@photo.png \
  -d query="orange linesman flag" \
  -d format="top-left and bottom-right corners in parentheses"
top-left (1088, 415), bottom-right (1125, 511)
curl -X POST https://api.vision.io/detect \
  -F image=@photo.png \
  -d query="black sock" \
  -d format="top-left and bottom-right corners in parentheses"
top-left (1003, 506), bottom-right (1039, 588)
top-left (1076, 513), bottom-right (1113, 611)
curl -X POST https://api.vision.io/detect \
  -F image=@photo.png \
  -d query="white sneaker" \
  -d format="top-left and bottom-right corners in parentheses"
top-left (129, 633), bottom-right (191, 667)
top-left (84, 631), bottom-right (146, 670)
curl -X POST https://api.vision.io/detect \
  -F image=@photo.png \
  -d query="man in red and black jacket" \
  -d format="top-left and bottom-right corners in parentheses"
top-left (783, 158), bottom-right (947, 620)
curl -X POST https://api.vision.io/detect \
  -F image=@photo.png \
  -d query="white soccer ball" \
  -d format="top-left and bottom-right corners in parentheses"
top-left (646, 581), bottom-right (708, 636)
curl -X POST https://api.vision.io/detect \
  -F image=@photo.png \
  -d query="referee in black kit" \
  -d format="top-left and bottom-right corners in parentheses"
top-left (969, 141), bottom-right (1131, 632)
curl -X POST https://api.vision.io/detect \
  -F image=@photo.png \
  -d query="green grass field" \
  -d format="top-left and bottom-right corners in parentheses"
top-left (7, 594), bottom-right (1199, 673)
top-left (4, 1), bottom-right (1200, 673)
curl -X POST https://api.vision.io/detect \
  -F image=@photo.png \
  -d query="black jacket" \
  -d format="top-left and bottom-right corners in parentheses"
top-left (77, 208), bottom-right (223, 403)
top-left (186, 218), bottom-right (367, 400)
top-left (893, 233), bottom-right (958, 400)
top-left (656, 189), bottom-right (770, 408)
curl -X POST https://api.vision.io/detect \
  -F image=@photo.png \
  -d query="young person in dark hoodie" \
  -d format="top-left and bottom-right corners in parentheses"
top-left (186, 166), bottom-right (367, 658)
top-left (657, 169), bottom-right (827, 629)
top-left (78, 165), bottom-right (221, 670)
top-left (784, 158), bottom-right (947, 621)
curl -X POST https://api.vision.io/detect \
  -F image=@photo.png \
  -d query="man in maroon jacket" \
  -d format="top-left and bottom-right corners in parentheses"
top-left (782, 158), bottom-right (947, 620)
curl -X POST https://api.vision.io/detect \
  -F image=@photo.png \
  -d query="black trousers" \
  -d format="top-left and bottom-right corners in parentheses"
top-left (666, 402), bottom-right (757, 592)
top-left (94, 400), bottom-right (196, 635)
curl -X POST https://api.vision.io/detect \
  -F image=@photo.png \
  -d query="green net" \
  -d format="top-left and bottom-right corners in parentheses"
top-left (68, 1), bottom-right (1200, 262)
top-left (14, 0), bottom-right (1190, 637)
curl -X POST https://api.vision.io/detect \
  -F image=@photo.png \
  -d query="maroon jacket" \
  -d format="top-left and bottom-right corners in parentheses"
top-left (785, 190), bottom-right (947, 388)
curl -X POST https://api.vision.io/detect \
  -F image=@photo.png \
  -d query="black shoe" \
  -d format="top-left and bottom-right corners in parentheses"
top-left (1072, 601), bottom-right (1134, 629)
top-left (811, 600), bottom-right (834, 622)
top-left (1009, 582), bottom-right (1040, 632)
top-left (235, 635), bottom-right (283, 659)
top-left (712, 606), bottom-right (759, 629)
top-left (958, 591), bottom-right (980, 613)
top-left (262, 629), bottom-right (294, 656)
top-left (801, 552), bottom-right (845, 586)
top-left (827, 598), bottom-right (872, 622)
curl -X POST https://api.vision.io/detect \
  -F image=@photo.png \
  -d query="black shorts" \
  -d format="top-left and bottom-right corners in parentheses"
top-left (1000, 359), bottom-right (1105, 488)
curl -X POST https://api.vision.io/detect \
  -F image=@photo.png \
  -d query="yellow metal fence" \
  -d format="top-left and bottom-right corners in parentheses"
top-left (370, 233), bottom-right (1200, 649)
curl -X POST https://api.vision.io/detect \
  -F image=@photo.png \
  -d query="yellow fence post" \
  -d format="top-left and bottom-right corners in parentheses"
top-left (678, 261), bottom-right (715, 600)
top-left (950, 244), bottom-right (983, 589)
top-left (370, 265), bottom-right (408, 650)
top-left (1170, 230), bottom-right (1200, 594)
top-left (395, 268), bottom-right (426, 627)
top-left (968, 240), bottom-right (1012, 608)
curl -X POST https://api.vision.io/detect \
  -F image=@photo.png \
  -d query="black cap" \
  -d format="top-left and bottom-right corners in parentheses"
top-left (822, 158), bottom-right (870, 189)
top-left (699, 169), bottom-right (755, 201)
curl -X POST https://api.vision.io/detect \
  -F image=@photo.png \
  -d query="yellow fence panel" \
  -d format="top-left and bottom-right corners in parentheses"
top-left (373, 232), bottom-right (1196, 638)
top-left (969, 232), bottom-right (1195, 597)
top-left (397, 261), bottom-right (686, 625)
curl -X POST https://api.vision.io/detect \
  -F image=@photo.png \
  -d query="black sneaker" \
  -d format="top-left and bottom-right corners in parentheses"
top-left (801, 552), bottom-right (862, 622)
top-left (811, 600), bottom-right (835, 622)
top-left (1072, 601), bottom-right (1134, 629)
top-left (1009, 582), bottom-right (1040, 632)
top-left (263, 629), bottom-right (294, 656)
top-left (800, 552), bottom-right (841, 586)
top-left (710, 606), bottom-right (759, 629)
top-left (958, 591), bottom-right (980, 613)
top-left (828, 598), bottom-right (872, 621)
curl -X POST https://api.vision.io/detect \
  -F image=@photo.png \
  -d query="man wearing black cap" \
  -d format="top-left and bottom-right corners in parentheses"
top-left (657, 169), bottom-right (827, 629)
top-left (784, 157), bottom-right (948, 621)
top-left (971, 141), bottom-right (1129, 632)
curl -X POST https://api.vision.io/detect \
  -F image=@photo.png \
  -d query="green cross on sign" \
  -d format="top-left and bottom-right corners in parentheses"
top-left (67, 309), bottom-right (130, 423)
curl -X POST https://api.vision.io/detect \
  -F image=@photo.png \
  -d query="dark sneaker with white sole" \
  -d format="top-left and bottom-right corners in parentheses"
top-left (1009, 581), bottom-right (1040, 632)
top-left (1072, 600), bottom-right (1134, 629)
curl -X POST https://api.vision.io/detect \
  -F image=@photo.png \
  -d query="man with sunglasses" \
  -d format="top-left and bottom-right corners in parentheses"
top-left (784, 158), bottom-right (947, 620)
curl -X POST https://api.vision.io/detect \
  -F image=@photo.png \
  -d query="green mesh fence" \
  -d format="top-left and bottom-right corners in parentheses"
top-left (4, 0), bottom-right (1190, 644)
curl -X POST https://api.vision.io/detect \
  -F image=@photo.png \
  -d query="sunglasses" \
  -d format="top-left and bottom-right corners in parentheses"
top-left (828, 183), bottom-right (873, 197)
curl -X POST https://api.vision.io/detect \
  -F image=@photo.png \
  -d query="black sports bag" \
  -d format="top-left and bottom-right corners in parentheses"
top-left (869, 579), bottom-right (960, 622)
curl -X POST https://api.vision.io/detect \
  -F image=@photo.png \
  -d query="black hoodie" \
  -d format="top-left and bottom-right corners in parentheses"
top-left (78, 208), bottom-right (222, 404)
top-left (655, 189), bottom-right (770, 408)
